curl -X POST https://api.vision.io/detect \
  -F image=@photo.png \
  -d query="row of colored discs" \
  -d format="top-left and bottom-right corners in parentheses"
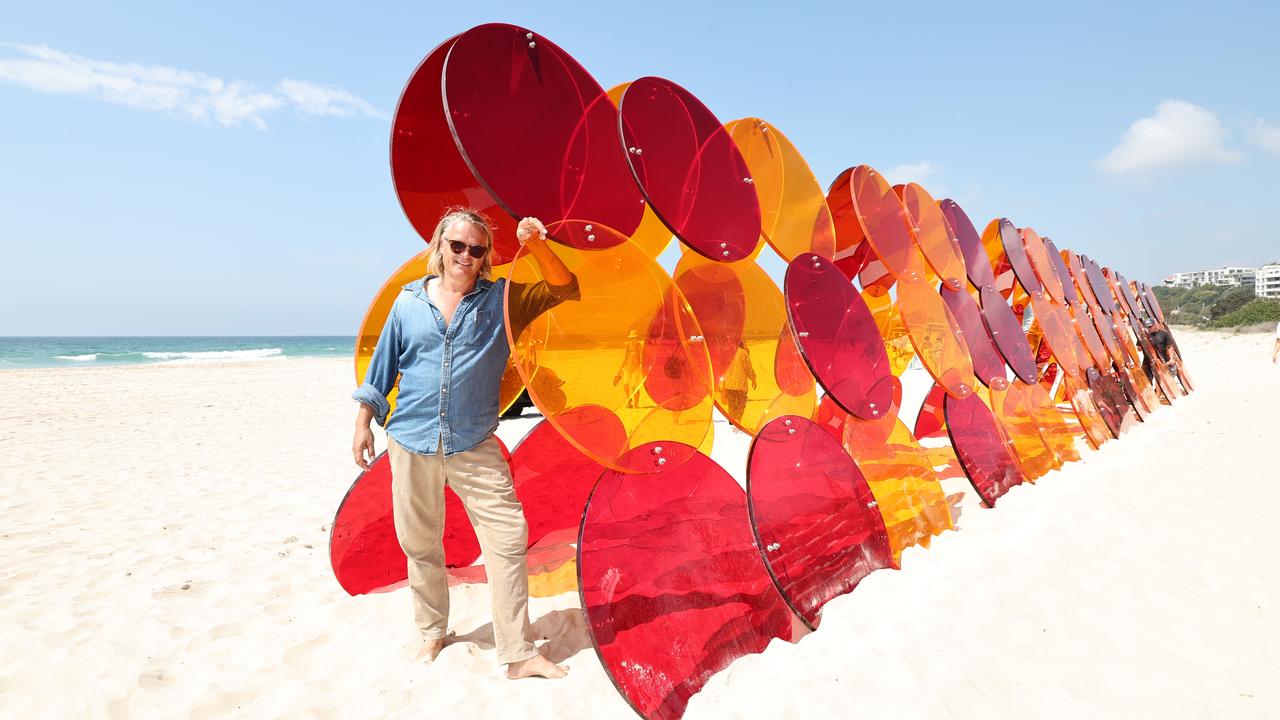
top-left (338, 21), bottom-right (1193, 720)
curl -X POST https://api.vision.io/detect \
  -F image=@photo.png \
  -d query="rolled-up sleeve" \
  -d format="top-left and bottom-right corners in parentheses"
top-left (508, 274), bottom-right (581, 339)
top-left (351, 301), bottom-right (402, 426)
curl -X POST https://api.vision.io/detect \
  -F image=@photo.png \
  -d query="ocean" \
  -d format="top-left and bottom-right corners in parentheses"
top-left (0, 337), bottom-right (355, 369)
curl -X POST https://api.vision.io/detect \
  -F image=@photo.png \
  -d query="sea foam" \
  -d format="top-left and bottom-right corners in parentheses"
top-left (141, 348), bottom-right (284, 363)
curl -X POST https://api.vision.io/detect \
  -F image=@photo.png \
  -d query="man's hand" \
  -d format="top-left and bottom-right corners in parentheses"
top-left (353, 425), bottom-right (376, 469)
top-left (517, 217), bottom-right (546, 246)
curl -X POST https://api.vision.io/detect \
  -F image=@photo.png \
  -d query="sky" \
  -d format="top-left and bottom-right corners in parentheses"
top-left (2, 0), bottom-right (1278, 335)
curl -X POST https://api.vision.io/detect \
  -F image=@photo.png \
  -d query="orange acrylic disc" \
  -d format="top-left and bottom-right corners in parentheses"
top-left (979, 218), bottom-right (1016, 296)
top-left (1067, 302), bottom-right (1110, 372)
top-left (1042, 237), bottom-right (1082, 306)
top-left (1021, 227), bottom-right (1066, 303)
top-left (990, 382), bottom-right (1057, 480)
top-left (726, 118), bottom-right (837, 262)
top-left (849, 165), bottom-right (915, 279)
top-left (896, 255), bottom-right (976, 399)
top-left (826, 167), bottom-right (871, 260)
top-left (1061, 375), bottom-right (1110, 450)
top-left (863, 286), bottom-right (916, 376)
top-left (1028, 290), bottom-right (1083, 380)
top-left (939, 198), bottom-right (996, 291)
top-left (1090, 308), bottom-right (1127, 369)
top-left (1024, 380), bottom-right (1081, 465)
top-left (504, 225), bottom-right (714, 470)
top-left (841, 414), bottom-right (951, 561)
top-left (998, 220), bottom-right (1043, 296)
top-left (899, 183), bottom-right (966, 290)
top-left (674, 252), bottom-right (816, 434)
top-left (1065, 250), bottom-right (1103, 311)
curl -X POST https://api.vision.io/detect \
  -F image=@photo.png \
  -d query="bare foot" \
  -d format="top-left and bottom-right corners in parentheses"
top-left (413, 637), bottom-right (446, 663)
top-left (506, 653), bottom-right (567, 680)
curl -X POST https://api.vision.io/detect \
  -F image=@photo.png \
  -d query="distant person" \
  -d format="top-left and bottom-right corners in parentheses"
top-left (351, 209), bottom-right (577, 679)
top-left (720, 338), bottom-right (758, 424)
top-left (612, 329), bottom-right (645, 408)
top-left (1141, 317), bottom-right (1172, 381)
top-left (1273, 320), bottom-right (1280, 364)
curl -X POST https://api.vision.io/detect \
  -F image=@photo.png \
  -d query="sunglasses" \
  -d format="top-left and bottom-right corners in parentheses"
top-left (445, 239), bottom-right (489, 259)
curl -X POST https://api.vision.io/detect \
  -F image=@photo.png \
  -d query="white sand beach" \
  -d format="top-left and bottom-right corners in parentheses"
top-left (1, 328), bottom-right (1277, 718)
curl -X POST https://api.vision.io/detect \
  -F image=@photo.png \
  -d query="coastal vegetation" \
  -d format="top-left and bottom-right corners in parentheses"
top-left (1153, 285), bottom-right (1280, 329)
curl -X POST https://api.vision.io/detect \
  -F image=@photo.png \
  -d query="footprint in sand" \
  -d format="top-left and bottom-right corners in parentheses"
top-left (446, 642), bottom-right (493, 675)
top-left (210, 621), bottom-right (248, 639)
top-left (283, 637), bottom-right (326, 674)
top-left (137, 667), bottom-right (176, 692)
top-left (151, 580), bottom-right (204, 599)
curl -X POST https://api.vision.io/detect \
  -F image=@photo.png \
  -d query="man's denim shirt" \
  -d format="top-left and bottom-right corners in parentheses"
top-left (353, 274), bottom-right (578, 456)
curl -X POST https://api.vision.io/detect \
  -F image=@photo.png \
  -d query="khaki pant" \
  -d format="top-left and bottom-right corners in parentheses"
top-left (388, 434), bottom-right (536, 664)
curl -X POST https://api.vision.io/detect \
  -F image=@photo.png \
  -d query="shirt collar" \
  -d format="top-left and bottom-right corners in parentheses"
top-left (406, 275), bottom-right (495, 300)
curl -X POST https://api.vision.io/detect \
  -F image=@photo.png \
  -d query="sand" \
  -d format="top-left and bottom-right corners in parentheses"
top-left (1, 328), bottom-right (1277, 718)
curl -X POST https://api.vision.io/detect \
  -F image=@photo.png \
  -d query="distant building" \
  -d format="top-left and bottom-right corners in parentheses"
top-left (1162, 266), bottom-right (1257, 289)
top-left (1257, 264), bottom-right (1280, 299)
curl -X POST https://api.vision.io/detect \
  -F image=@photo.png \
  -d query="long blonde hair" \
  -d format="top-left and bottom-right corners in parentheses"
top-left (426, 207), bottom-right (495, 281)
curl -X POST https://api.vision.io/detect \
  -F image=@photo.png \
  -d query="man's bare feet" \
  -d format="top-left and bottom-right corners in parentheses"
top-left (413, 637), bottom-right (446, 663)
top-left (506, 653), bottom-right (568, 680)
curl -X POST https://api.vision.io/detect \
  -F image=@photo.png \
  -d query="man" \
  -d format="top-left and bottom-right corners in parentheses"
top-left (351, 209), bottom-right (576, 679)
top-left (1141, 317), bottom-right (1173, 381)
top-left (1272, 320), bottom-right (1279, 364)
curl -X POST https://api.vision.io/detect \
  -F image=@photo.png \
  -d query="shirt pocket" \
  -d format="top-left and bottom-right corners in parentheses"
top-left (461, 308), bottom-right (501, 347)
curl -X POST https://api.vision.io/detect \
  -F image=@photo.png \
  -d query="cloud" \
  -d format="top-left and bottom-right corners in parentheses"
top-left (1249, 118), bottom-right (1280, 156)
top-left (1100, 100), bottom-right (1241, 174)
top-left (883, 160), bottom-right (936, 185)
top-left (0, 43), bottom-right (382, 128)
top-left (278, 78), bottom-right (386, 120)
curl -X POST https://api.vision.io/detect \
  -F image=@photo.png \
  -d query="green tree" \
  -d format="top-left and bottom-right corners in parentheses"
top-left (1211, 299), bottom-right (1280, 328)
top-left (1208, 285), bottom-right (1257, 321)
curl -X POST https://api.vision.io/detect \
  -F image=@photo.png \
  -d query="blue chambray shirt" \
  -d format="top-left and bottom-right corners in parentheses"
top-left (353, 274), bottom-right (578, 456)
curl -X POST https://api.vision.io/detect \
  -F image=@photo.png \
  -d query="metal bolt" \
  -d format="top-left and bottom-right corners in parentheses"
top-left (722, 250), bottom-right (731, 257)
top-left (528, 42), bottom-right (536, 48)
top-left (635, 148), bottom-right (642, 155)
top-left (587, 234), bottom-right (596, 242)
top-left (585, 224), bottom-right (593, 231)
top-left (797, 331), bottom-right (810, 338)
top-left (653, 446), bottom-right (663, 454)
top-left (783, 418), bottom-right (792, 426)
top-left (526, 32), bottom-right (534, 39)
top-left (628, 147), bottom-right (636, 154)
top-left (719, 242), bottom-right (727, 248)
top-left (657, 457), bottom-right (667, 466)
top-left (787, 428), bottom-right (795, 435)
